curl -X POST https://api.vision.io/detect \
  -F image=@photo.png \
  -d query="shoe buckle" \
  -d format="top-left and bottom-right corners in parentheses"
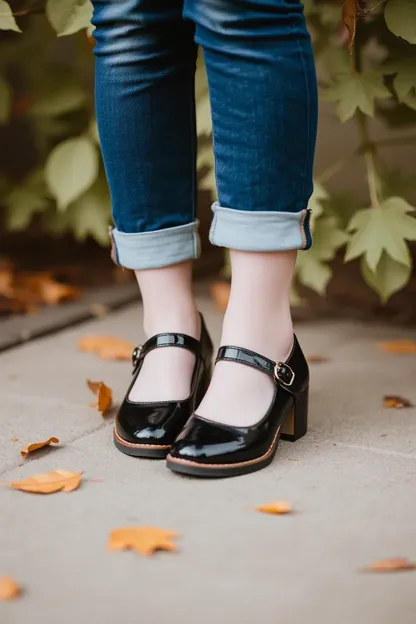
top-left (274, 362), bottom-right (295, 387)
top-left (132, 345), bottom-right (142, 368)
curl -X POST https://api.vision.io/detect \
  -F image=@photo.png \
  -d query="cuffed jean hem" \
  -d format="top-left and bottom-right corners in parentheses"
top-left (209, 202), bottom-right (312, 252)
top-left (110, 220), bottom-right (200, 270)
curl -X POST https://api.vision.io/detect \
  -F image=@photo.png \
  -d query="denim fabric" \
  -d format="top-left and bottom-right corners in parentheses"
top-left (91, 0), bottom-right (318, 270)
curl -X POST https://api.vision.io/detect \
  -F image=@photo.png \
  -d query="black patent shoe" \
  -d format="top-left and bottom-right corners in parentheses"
top-left (114, 315), bottom-right (213, 459)
top-left (166, 336), bottom-right (309, 478)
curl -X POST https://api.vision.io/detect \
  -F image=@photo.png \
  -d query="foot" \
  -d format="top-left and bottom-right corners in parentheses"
top-left (128, 312), bottom-right (200, 402)
top-left (197, 318), bottom-right (293, 428)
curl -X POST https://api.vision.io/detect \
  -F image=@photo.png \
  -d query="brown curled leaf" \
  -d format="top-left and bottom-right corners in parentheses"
top-left (383, 395), bottom-right (413, 409)
top-left (21, 437), bottom-right (60, 457)
top-left (87, 380), bottom-right (113, 415)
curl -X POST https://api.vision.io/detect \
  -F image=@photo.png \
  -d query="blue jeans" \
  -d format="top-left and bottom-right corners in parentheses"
top-left (91, 0), bottom-right (318, 269)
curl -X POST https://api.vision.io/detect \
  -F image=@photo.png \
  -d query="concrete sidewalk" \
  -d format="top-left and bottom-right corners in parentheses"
top-left (1, 292), bottom-right (416, 624)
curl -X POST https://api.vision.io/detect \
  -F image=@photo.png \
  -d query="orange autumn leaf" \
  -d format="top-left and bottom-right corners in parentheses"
top-left (378, 340), bottom-right (416, 354)
top-left (307, 355), bottom-right (330, 364)
top-left (383, 395), bottom-right (413, 409)
top-left (108, 527), bottom-right (179, 557)
top-left (0, 268), bottom-right (13, 297)
top-left (363, 558), bottom-right (416, 573)
top-left (20, 437), bottom-right (60, 457)
top-left (87, 380), bottom-right (113, 415)
top-left (256, 501), bottom-right (292, 515)
top-left (38, 279), bottom-right (79, 305)
top-left (10, 470), bottom-right (82, 494)
top-left (211, 281), bottom-right (230, 312)
top-left (342, 0), bottom-right (358, 54)
top-left (77, 335), bottom-right (134, 361)
top-left (0, 577), bottom-right (21, 601)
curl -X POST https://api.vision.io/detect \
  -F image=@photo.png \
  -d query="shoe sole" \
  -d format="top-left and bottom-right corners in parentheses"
top-left (166, 428), bottom-right (282, 478)
top-left (113, 429), bottom-right (170, 459)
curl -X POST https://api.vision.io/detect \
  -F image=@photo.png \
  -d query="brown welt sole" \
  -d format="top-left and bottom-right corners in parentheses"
top-left (113, 428), bottom-right (171, 459)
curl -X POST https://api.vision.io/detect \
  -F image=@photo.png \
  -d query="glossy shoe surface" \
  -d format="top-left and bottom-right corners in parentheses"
top-left (114, 315), bottom-right (213, 459)
top-left (167, 336), bottom-right (309, 477)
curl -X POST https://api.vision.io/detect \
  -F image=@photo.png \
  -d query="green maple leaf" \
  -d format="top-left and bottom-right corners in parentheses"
top-left (296, 216), bottom-right (348, 295)
top-left (346, 197), bottom-right (416, 271)
top-left (325, 72), bottom-right (391, 122)
top-left (361, 253), bottom-right (412, 303)
top-left (383, 59), bottom-right (416, 101)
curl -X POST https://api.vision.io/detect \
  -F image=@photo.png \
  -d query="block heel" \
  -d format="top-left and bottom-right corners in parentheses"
top-left (280, 385), bottom-right (308, 442)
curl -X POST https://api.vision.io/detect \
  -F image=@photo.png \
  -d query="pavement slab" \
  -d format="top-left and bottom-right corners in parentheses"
top-left (1, 291), bottom-right (416, 624)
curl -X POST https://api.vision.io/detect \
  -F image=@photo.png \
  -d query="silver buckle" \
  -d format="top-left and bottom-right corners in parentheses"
top-left (132, 345), bottom-right (142, 367)
top-left (274, 362), bottom-right (295, 387)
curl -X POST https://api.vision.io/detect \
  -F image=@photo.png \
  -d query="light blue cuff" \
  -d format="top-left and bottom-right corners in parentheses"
top-left (110, 221), bottom-right (200, 270)
top-left (209, 202), bottom-right (312, 251)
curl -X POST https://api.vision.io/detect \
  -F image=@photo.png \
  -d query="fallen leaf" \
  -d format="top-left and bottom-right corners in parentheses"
top-left (20, 437), bottom-right (60, 457)
top-left (0, 268), bottom-right (13, 297)
top-left (211, 281), bottom-right (230, 312)
top-left (383, 395), bottom-right (413, 409)
top-left (256, 501), bottom-right (292, 515)
top-left (89, 303), bottom-right (109, 318)
top-left (378, 340), bottom-right (416, 354)
top-left (38, 279), bottom-right (79, 305)
top-left (87, 380), bottom-right (113, 415)
top-left (77, 335), bottom-right (134, 361)
top-left (108, 527), bottom-right (179, 556)
top-left (10, 470), bottom-right (82, 494)
top-left (363, 558), bottom-right (416, 573)
top-left (0, 577), bottom-right (21, 601)
top-left (307, 355), bottom-right (330, 364)
top-left (342, 0), bottom-right (358, 54)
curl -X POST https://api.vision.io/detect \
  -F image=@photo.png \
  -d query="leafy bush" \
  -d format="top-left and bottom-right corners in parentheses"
top-left (0, 0), bottom-right (415, 302)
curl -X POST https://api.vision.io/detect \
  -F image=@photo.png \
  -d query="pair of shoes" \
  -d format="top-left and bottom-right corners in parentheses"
top-left (114, 315), bottom-right (309, 478)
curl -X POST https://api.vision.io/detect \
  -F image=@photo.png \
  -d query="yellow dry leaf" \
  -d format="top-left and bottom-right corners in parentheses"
top-left (378, 340), bottom-right (416, 354)
top-left (10, 470), bottom-right (82, 494)
top-left (256, 501), bottom-right (292, 515)
top-left (21, 437), bottom-right (59, 457)
top-left (108, 527), bottom-right (179, 557)
top-left (0, 577), bottom-right (21, 601)
top-left (363, 557), bottom-right (416, 573)
top-left (87, 380), bottom-right (113, 415)
top-left (78, 335), bottom-right (134, 361)
top-left (383, 395), bottom-right (413, 409)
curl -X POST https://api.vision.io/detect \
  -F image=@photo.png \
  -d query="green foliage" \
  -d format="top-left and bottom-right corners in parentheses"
top-left (46, 0), bottom-right (92, 37)
top-left (384, 0), bottom-right (416, 45)
top-left (0, 0), bottom-right (415, 303)
top-left (0, 0), bottom-right (21, 32)
top-left (45, 136), bottom-right (99, 210)
top-left (324, 71), bottom-right (391, 121)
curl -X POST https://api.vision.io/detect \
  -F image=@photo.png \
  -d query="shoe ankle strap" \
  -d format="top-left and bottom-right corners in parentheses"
top-left (215, 340), bottom-right (300, 394)
top-left (132, 333), bottom-right (201, 370)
